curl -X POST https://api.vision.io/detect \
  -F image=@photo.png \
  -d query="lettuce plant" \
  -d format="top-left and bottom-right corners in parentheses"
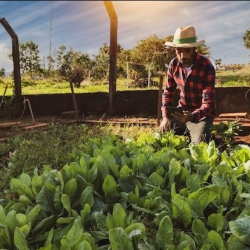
top-left (0, 132), bottom-right (250, 249)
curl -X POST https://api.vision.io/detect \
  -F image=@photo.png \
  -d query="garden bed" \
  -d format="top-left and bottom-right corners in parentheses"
top-left (1, 115), bottom-right (250, 144)
top-left (0, 122), bottom-right (250, 249)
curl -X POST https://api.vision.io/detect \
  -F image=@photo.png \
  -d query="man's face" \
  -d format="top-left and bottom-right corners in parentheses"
top-left (175, 47), bottom-right (195, 67)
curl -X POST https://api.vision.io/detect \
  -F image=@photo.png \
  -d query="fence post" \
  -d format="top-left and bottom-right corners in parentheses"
top-left (0, 17), bottom-right (21, 97)
top-left (104, 1), bottom-right (117, 115)
top-left (157, 73), bottom-right (164, 125)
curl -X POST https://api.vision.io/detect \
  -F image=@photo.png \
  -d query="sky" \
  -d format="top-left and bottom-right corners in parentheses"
top-left (0, 1), bottom-right (250, 72)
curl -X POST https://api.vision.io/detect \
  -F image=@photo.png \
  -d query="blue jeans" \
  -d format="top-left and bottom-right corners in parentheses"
top-left (170, 116), bottom-right (214, 144)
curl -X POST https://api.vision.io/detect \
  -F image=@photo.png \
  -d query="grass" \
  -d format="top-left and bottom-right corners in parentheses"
top-left (0, 66), bottom-right (250, 95)
top-left (0, 119), bottom-right (245, 199)
top-left (1, 66), bottom-right (250, 96)
top-left (0, 76), bottom-right (159, 96)
top-left (0, 123), bottom-right (158, 198)
top-left (216, 64), bottom-right (250, 87)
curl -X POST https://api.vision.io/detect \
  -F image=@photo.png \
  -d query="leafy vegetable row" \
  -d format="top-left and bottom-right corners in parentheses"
top-left (1, 131), bottom-right (250, 249)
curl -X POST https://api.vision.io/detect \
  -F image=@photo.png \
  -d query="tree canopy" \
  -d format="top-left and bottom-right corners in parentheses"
top-left (243, 28), bottom-right (250, 50)
top-left (5, 32), bottom-right (216, 82)
top-left (8, 41), bottom-right (41, 76)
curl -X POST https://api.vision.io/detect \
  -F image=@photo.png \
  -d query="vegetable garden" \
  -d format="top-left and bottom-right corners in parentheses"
top-left (1, 123), bottom-right (250, 249)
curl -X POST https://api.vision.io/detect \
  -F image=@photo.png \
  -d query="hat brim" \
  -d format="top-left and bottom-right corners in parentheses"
top-left (165, 40), bottom-right (205, 48)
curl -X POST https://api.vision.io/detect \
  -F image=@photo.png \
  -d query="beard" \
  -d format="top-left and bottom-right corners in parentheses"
top-left (180, 59), bottom-right (189, 64)
top-left (180, 58), bottom-right (192, 67)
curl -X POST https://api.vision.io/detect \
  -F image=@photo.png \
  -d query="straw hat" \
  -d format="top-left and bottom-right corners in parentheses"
top-left (165, 26), bottom-right (205, 48)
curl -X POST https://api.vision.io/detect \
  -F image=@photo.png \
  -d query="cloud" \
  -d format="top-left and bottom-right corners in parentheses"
top-left (0, 1), bottom-right (250, 72)
top-left (0, 42), bottom-right (12, 71)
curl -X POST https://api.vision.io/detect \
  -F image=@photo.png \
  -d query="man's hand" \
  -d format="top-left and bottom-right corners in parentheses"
top-left (159, 116), bottom-right (171, 133)
top-left (171, 111), bottom-right (194, 123)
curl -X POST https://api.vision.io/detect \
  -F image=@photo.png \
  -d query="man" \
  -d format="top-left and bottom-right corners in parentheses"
top-left (159, 26), bottom-right (216, 144)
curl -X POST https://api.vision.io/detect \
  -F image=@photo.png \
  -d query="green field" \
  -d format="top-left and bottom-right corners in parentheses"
top-left (0, 77), bottom-right (159, 96)
top-left (0, 66), bottom-right (250, 96)
top-left (216, 65), bottom-right (250, 87)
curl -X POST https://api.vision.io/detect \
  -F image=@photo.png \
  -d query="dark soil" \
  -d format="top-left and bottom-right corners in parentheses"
top-left (1, 115), bottom-right (250, 146)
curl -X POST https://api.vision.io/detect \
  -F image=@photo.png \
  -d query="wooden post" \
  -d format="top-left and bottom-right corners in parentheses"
top-left (104, 1), bottom-right (117, 115)
top-left (157, 73), bottom-right (164, 125)
top-left (126, 61), bottom-right (129, 88)
top-left (147, 64), bottom-right (151, 88)
top-left (24, 99), bottom-right (36, 124)
top-left (0, 17), bottom-right (21, 97)
top-left (69, 81), bottom-right (80, 122)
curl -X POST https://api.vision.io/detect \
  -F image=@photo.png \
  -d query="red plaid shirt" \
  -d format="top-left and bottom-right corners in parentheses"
top-left (161, 52), bottom-right (216, 123)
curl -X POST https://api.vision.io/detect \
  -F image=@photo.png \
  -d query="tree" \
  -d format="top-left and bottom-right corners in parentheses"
top-left (55, 46), bottom-right (91, 82)
top-left (55, 45), bottom-right (67, 69)
top-left (196, 44), bottom-right (210, 57)
top-left (0, 67), bottom-right (5, 77)
top-left (215, 59), bottom-right (222, 69)
top-left (243, 28), bottom-right (250, 50)
top-left (12, 41), bottom-right (41, 76)
top-left (116, 48), bottom-right (133, 78)
top-left (91, 43), bottom-right (111, 81)
top-left (47, 54), bottom-right (56, 75)
top-left (130, 34), bottom-right (214, 79)
top-left (164, 35), bottom-right (177, 65)
top-left (91, 43), bottom-right (125, 81)
top-left (129, 35), bottom-right (174, 79)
